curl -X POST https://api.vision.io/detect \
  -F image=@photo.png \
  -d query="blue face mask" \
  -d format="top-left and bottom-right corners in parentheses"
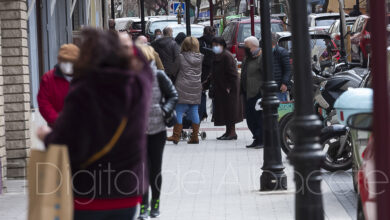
top-left (213, 46), bottom-right (223, 54)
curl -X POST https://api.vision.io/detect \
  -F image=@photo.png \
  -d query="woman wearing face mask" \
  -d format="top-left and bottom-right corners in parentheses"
top-left (211, 37), bottom-right (243, 140)
top-left (37, 44), bottom-right (80, 127)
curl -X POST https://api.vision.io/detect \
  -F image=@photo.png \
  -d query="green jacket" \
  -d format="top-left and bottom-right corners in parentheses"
top-left (241, 54), bottom-right (263, 100)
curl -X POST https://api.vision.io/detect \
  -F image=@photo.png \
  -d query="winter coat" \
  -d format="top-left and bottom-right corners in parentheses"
top-left (147, 63), bottom-right (178, 135)
top-left (241, 54), bottom-right (263, 100)
top-left (273, 45), bottom-right (292, 87)
top-left (211, 50), bottom-right (244, 126)
top-left (175, 52), bottom-right (203, 105)
top-left (45, 63), bottom-right (154, 199)
top-left (37, 66), bottom-right (70, 127)
top-left (151, 37), bottom-right (181, 78)
top-left (198, 35), bottom-right (214, 89)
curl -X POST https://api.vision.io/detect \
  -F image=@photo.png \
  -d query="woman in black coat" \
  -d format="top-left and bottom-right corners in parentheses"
top-left (211, 37), bottom-right (243, 140)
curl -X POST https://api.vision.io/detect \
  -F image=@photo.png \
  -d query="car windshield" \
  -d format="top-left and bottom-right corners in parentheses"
top-left (278, 37), bottom-right (336, 59)
top-left (132, 22), bottom-right (142, 30)
top-left (316, 18), bottom-right (337, 27)
top-left (237, 23), bottom-right (284, 42)
top-left (172, 26), bottom-right (204, 38)
top-left (149, 20), bottom-right (178, 34)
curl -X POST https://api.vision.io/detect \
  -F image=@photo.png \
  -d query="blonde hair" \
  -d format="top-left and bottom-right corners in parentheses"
top-left (138, 45), bottom-right (156, 62)
top-left (181, 37), bottom-right (200, 53)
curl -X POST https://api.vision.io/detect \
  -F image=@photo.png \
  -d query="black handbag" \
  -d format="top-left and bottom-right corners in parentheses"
top-left (163, 110), bottom-right (177, 128)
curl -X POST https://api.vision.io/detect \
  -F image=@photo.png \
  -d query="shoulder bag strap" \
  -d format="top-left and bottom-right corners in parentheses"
top-left (80, 117), bottom-right (128, 169)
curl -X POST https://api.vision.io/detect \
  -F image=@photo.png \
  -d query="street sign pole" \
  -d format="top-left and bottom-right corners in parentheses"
top-left (140, 0), bottom-right (145, 35)
top-left (209, 0), bottom-right (214, 27)
top-left (185, 0), bottom-right (191, 36)
top-left (111, 0), bottom-right (115, 19)
top-left (289, 0), bottom-right (325, 219)
top-left (250, 0), bottom-right (255, 36)
top-left (259, 0), bottom-right (287, 192)
top-left (370, 0), bottom-right (390, 219)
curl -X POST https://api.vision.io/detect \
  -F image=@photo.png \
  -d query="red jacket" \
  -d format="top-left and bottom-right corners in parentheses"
top-left (37, 67), bottom-right (70, 126)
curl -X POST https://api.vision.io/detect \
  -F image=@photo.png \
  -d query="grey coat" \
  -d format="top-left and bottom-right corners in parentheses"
top-left (175, 52), bottom-right (203, 105)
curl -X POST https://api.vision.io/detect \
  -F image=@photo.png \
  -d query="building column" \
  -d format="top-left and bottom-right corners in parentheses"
top-left (0, 0), bottom-right (31, 179)
top-left (0, 18), bottom-right (6, 193)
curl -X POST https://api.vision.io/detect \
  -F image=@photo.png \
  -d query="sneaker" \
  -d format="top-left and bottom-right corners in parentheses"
top-left (139, 204), bottom-right (149, 220)
top-left (150, 199), bottom-right (160, 218)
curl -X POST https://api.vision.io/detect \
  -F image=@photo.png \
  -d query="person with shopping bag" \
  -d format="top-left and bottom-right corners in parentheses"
top-left (36, 29), bottom-right (153, 220)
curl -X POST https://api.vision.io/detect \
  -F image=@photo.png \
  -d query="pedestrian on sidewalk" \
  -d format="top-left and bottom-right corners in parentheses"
top-left (175, 32), bottom-right (187, 46)
top-left (37, 29), bottom-right (153, 220)
top-left (211, 37), bottom-right (243, 140)
top-left (241, 36), bottom-right (264, 149)
top-left (167, 37), bottom-right (203, 144)
top-left (271, 32), bottom-right (291, 102)
top-left (136, 35), bottom-right (165, 71)
top-left (37, 44), bottom-right (80, 127)
top-left (137, 45), bottom-right (178, 220)
top-left (151, 27), bottom-right (181, 81)
top-left (198, 26), bottom-right (215, 121)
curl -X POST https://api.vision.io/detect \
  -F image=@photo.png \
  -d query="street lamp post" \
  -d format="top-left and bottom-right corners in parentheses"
top-left (185, 0), bottom-right (191, 36)
top-left (209, 0), bottom-right (214, 27)
top-left (250, 0), bottom-right (255, 36)
top-left (140, 0), bottom-right (145, 35)
top-left (111, 0), bottom-right (115, 19)
top-left (288, 0), bottom-right (325, 219)
top-left (259, 0), bottom-right (287, 191)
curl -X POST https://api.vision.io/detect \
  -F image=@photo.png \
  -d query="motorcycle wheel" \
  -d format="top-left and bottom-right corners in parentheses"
top-left (321, 132), bottom-right (353, 172)
top-left (279, 112), bottom-right (295, 155)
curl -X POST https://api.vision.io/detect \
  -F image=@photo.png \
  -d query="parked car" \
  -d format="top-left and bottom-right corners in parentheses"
top-left (328, 17), bottom-right (357, 48)
top-left (350, 15), bottom-right (371, 67)
top-left (146, 16), bottom-right (178, 40)
top-left (308, 13), bottom-right (342, 32)
top-left (221, 18), bottom-right (284, 66)
top-left (277, 31), bottom-right (340, 63)
top-left (334, 87), bottom-right (374, 220)
top-left (347, 112), bottom-right (375, 220)
top-left (168, 24), bottom-right (205, 38)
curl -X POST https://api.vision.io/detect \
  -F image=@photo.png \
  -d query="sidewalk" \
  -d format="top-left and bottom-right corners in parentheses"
top-left (0, 118), bottom-right (357, 220)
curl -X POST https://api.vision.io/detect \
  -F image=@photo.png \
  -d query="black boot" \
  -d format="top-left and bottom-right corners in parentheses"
top-left (246, 139), bottom-right (263, 149)
top-left (150, 199), bottom-right (160, 218)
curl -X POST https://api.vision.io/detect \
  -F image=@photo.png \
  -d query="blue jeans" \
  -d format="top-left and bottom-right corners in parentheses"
top-left (176, 104), bottom-right (200, 124)
top-left (276, 92), bottom-right (288, 102)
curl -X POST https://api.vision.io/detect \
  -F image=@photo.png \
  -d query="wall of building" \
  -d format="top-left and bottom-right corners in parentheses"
top-left (0, 17), bottom-right (6, 193)
top-left (0, 0), bottom-right (31, 179)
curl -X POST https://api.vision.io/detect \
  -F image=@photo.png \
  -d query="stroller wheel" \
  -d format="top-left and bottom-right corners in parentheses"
top-left (200, 132), bottom-right (207, 140)
top-left (181, 131), bottom-right (189, 140)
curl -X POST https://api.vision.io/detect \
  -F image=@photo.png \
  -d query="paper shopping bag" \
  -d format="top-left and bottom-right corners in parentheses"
top-left (28, 145), bottom-right (73, 220)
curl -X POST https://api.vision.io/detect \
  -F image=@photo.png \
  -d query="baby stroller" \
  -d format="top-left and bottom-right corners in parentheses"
top-left (181, 92), bottom-right (208, 141)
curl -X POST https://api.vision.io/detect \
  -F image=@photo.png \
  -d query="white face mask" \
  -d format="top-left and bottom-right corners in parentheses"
top-left (59, 62), bottom-right (74, 75)
top-left (212, 46), bottom-right (223, 54)
top-left (156, 34), bottom-right (162, 39)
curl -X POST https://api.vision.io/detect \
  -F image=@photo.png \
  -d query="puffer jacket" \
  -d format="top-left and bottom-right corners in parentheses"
top-left (175, 52), bottom-right (203, 104)
top-left (273, 45), bottom-right (292, 87)
top-left (151, 37), bottom-right (181, 78)
top-left (147, 62), bottom-right (178, 135)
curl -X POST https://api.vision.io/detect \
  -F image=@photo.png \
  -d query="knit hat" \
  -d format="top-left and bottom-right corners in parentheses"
top-left (58, 44), bottom-right (80, 62)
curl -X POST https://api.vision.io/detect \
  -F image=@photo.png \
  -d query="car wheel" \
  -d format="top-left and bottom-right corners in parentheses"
top-left (357, 196), bottom-right (365, 220)
top-left (360, 51), bottom-right (367, 68)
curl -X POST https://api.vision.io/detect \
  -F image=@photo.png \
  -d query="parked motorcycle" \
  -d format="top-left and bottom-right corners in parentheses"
top-left (279, 68), bottom-right (370, 171)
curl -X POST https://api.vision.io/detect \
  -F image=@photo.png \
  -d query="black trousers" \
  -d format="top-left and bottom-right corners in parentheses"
top-left (142, 130), bottom-right (167, 205)
top-left (74, 206), bottom-right (138, 220)
top-left (245, 95), bottom-right (264, 144)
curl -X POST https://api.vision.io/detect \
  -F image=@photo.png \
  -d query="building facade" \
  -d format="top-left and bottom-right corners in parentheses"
top-left (0, 0), bottom-right (106, 194)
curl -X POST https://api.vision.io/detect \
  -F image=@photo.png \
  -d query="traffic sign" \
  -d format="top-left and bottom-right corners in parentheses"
top-left (173, 2), bottom-right (185, 15)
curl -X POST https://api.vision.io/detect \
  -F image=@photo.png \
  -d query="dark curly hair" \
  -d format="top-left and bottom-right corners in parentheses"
top-left (74, 28), bottom-right (130, 79)
top-left (212, 37), bottom-right (227, 49)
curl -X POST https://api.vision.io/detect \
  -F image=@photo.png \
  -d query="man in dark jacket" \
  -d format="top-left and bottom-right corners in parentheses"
top-left (198, 26), bottom-right (215, 120)
top-left (272, 32), bottom-right (292, 102)
top-left (241, 36), bottom-right (264, 149)
top-left (151, 27), bottom-right (181, 80)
